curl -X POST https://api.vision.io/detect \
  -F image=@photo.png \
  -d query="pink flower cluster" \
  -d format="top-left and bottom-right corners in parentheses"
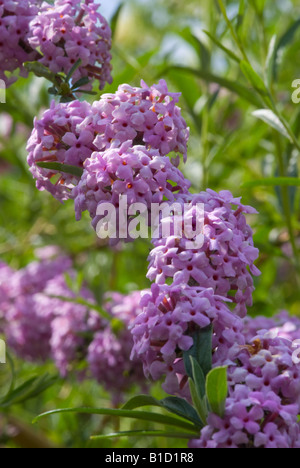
top-left (0, 0), bottom-right (39, 85)
top-left (147, 190), bottom-right (260, 317)
top-left (73, 141), bottom-right (190, 238)
top-left (131, 283), bottom-right (245, 398)
top-left (190, 328), bottom-right (300, 448)
top-left (0, 0), bottom-right (112, 89)
top-left (80, 80), bottom-right (190, 161)
top-left (28, 0), bottom-right (112, 90)
top-left (27, 99), bottom-right (95, 201)
top-left (0, 254), bottom-right (146, 399)
top-left (27, 80), bottom-right (190, 240)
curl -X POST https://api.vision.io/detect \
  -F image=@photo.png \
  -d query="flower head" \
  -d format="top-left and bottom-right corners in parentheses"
top-left (28, 0), bottom-right (112, 89)
top-left (131, 283), bottom-right (245, 397)
top-left (73, 141), bottom-right (191, 242)
top-left (147, 190), bottom-right (260, 317)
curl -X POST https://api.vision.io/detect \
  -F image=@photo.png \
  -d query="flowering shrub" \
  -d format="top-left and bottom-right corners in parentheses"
top-left (1, 0), bottom-right (300, 451)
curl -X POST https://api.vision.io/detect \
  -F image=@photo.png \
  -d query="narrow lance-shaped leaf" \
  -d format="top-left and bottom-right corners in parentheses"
top-left (162, 66), bottom-right (263, 107)
top-left (32, 407), bottom-right (199, 433)
top-left (122, 395), bottom-right (202, 428)
top-left (203, 30), bottom-right (241, 63)
top-left (240, 61), bottom-right (268, 96)
top-left (36, 162), bottom-right (84, 178)
top-left (189, 378), bottom-right (208, 427)
top-left (206, 366), bottom-right (228, 417)
top-left (265, 35), bottom-right (277, 88)
top-left (183, 324), bottom-right (212, 379)
top-left (273, 19), bottom-right (300, 80)
top-left (90, 430), bottom-right (196, 441)
top-left (252, 109), bottom-right (292, 142)
top-left (242, 177), bottom-right (300, 188)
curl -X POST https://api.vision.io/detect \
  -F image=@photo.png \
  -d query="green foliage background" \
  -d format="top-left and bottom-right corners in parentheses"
top-left (1, 0), bottom-right (300, 448)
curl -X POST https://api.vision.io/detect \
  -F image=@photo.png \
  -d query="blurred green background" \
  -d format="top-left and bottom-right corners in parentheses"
top-left (1, 0), bottom-right (300, 447)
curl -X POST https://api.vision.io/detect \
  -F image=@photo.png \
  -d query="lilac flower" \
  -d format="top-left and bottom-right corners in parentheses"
top-left (27, 99), bottom-right (95, 201)
top-left (10, 255), bottom-right (72, 298)
top-left (87, 291), bottom-right (146, 401)
top-left (5, 293), bottom-right (54, 361)
top-left (0, 262), bottom-right (14, 323)
top-left (190, 333), bottom-right (300, 448)
top-left (131, 283), bottom-right (245, 397)
top-left (0, 0), bottom-right (39, 85)
top-left (73, 141), bottom-right (191, 242)
top-left (189, 385), bottom-right (300, 449)
top-left (147, 190), bottom-right (260, 317)
top-left (28, 0), bottom-right (112, 89)
top-left (243, 311), bottom-right (300, 342)
top-left (48, 274), bottom-right (102, 377)
top-left (79, 79), bottom-right (190, 161)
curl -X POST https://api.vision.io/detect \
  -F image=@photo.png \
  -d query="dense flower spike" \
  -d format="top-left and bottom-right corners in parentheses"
top-left (73, 141), bottom-right (191, 241)
top-left (79, 80), bottom-right (190, 161)
top-left (131, 283), bottom-right (245, 397)
top-left (190, 333), bottom-right (300, 448)
top-left (28, 0), bottom-right (112, 90)
top-left (87, 291), bottom-right (146, 401)
top-left (147, 190), bottom-right (260, 317)
top-left (0, 0), bottom-right (39, 85)
top-left (27, 100), bottom-right (95, 201)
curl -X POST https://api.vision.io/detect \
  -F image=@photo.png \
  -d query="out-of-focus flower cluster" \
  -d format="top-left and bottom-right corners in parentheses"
top-left (0, 251), bottom-right (146, 400)
top-left (0, 0), bottom-right (112, 90)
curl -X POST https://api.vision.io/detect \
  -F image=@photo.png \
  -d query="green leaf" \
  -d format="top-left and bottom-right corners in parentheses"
top-left (71, 76), bottom-right (90, 90)
top-left (242, 177), bottom-right (300, 188)
top-left (122, 395), bottom-right (162, 410)
top-left (36, 162), bottom-right (83, 178)
top-left (111, 3), bottom-right (124, 39)
top-left (0, 374), bottom-right (58, 408)
top-left (252, 109), bottom-right (292, 142)
top-left (33, 407), bottom-right (199, 433)
top-left (163, 66), bottom-right (263, 107)
top-left (74, 90), bottom-right (97, 96)
top-left (65, 59), bottom-right (82, 83)
top-left (240, 61), bottom-right (268, 96)
top-left (265, 35), bottom-right (277, 88)
top-left (206, 367), bottom-right (228, 417)
top-left (203, 30), bottom-right (241, 63)
top-left (274, 19), bottom-right (300, 80)
top-left (183, 324), bottom-right (212, 379)
top-left (236, 0), bottom-right (245, 34)
top-left (190, 356), bottom-right (206, 399)
top-left (188, 378), bottom-right (208, 426)
top-left (161, 397), bottom-right (203, 428)
top-left (122, 395), bottom-right (202, 428)
top-left (24, 62), bottom-right (59, 85)
top-left (90, 430), bottom-right (196, 440)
